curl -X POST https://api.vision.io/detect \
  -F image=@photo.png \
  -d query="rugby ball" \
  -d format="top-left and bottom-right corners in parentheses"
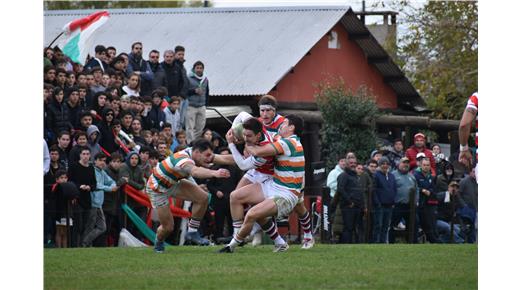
top-left (231, 111), bottom-right (253, 142)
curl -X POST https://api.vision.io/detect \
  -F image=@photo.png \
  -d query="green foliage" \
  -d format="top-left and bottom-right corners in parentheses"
top-left (44, 245), bottom-right (477, 290)
top-left (44, 1), bottom-right (210, 10)
top-left (374, 1), bottom-right (477, 119)
top-left (315, 78), bottom-right (379, 169)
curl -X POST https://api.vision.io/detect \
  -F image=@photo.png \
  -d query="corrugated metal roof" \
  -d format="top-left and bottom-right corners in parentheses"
top-left (44, 6), bottom-right (350, 96)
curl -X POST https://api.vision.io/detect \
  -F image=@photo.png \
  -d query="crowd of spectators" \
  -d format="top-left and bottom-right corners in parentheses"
top-left (43, 43), bottom-right (236, 248)
top-left (43, 42), bottom-right (477, 248)
top-left (327, 133), bottom-right (478, 244)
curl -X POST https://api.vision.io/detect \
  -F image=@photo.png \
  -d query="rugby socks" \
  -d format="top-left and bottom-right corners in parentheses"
top-left (261, 219), bottom-right (285, 246)
top-left (188, 218), bottom-right (201, 233)
top-left (299, 211), bottom-right (313, 239)
top-left (229, 235), bottom-right (244, 250)
top-left (232, 219), bottom-right (243, 236)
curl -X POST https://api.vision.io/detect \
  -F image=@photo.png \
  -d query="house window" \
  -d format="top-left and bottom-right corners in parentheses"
top-left (328, 30), bottom-right (340, 49)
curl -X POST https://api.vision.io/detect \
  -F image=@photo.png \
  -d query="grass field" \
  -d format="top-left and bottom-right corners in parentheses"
top-left (44, 244), bottom-right (477, 290)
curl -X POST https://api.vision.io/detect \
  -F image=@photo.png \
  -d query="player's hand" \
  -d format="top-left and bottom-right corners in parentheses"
top-left (213, 168), bottom-right (230, 178)
top-left (216, 191), bottom-right (224, 198)
top-left (198, 184), bottom-right (208, 192)
top-left (245, 144), bottom-right (257, 156)
top-left (458, 150), bottom-right (473, 168)
top-left (226, 129), bottom-right (236, 144)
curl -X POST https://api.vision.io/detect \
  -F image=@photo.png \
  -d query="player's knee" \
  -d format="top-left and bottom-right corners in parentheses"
top-left (195, 193), bottom-right (209, 205)
top-left (163, 222), bottom-right (174, 233)
top-left (245, 208), bottom-right (261, 221)
top-left (230, 190), bottom-right (240, 203)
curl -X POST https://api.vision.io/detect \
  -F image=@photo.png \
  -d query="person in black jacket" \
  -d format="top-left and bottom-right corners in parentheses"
top-left (161, 49), bottom-right (184, 97)
top-left (148, 49), bottom-right (167, 93)
top-left (435, 181), bottom-right (466, 243)
top-left (207, 147), bottom-right (243, 240)
top-left (98, 107), bottom-right (118, 154)
top-left (144, 90), bottom-right (166, 131)
top-left (68, 147), bottom-right (97, 247)
top-left (126, 42), bottom-right (154, 96)
top-left (337, 155), bottom-right (365, 244)
top-left (47, 87), bottom-right (72, 141)
top-left (371, 157), bottom-right (397, 244)
top-left (413, 158), bottom-right (441, 243)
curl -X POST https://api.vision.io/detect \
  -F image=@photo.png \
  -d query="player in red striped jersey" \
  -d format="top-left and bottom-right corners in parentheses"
top-left (257, 95), bottom-right (315, 249)
top-left (219, 114), bottom-right (305, 253)
top-left (226, 117), bottom-right (287, 247)
top-left (458, 92), bottom-right (478, 182)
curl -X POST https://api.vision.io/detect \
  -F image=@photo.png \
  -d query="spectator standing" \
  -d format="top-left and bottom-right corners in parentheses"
top-left (65, 87), bottom-right (82, 129)
top-left (371, 157), bottom-right (397, 243)
top-left (145, 91), bottom-right (166, 131)
top-left (89, 67), bottom-right (105, 94)
top-left (386, 138), bottom-right (405, 170)
top-left (126, 42), bottom-right (154, 96)
top-left (434, 162), bottom-right (455, 193)
top-left (68, 131), bottom-right (88, 169)
top-left (389, 157), bottom-right (418, 243)
top-left (76, 111), bottom-right (94, 133)
top-left (68, 147), bottom-right (97, 247)
top-left (356, 163), bottom-right (372, 243)
top-left (207, 147), bottom-right (243, 240)
top-left (336, 155), bottom-right (365, 243)
top-left (161, 49), bottom-right (183, 98)
top-left (98, 108), bottom-right (118, 154)
top-left (84, 45), bottom-right (108, 72)
top-left (101, 152), bottom-right (124, 246)
top-left (47, 87), bottom-right (72, 140)
top-left (163, 96), bottom-right (181, 137)
top-left (44, 145), bottom-right (63, 246)
top-left (81, 153), bottom-right (117, 247)
top-left (185, 61), bottom-right (210, 143)
top-left (406, 133), bottom-right (436, 176)
top-left (174, 46), bottom-right (190, 128)
top-left (56, 131), bottom-right (71, 171)
top-left (148, 49), bottom-right (166, 93)
top-left (106, 46), bottom-right (116, 64)
top-left (86, 125), bottom-right (102, 162)
top-left (459, 166), bottom-right (478, 243)
top-left (413, 158), bottom-right (441, 243)
top-left (327, 158), bottom-right (347, 198)
top-left (122, 73), bottom-right (141, 97)
top-left (118, 152), bottom-right (145, 239)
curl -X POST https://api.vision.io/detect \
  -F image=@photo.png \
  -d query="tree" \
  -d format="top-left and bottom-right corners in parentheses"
top-left (375, 1), bottom-right (478, 119)
top-left (315, 77), bottom-right (379, 170)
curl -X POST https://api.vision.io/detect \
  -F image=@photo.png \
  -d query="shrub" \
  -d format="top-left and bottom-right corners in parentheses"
top-left (315, 78), bottom-right (379, 170)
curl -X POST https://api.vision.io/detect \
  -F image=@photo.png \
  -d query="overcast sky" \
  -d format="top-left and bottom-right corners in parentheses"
top-left (211, 0), bottom-right (426, 29)
top-left (211, 0), bottom-right (426, 25)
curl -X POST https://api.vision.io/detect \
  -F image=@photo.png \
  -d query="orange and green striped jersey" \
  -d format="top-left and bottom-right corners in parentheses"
top-left (270, 135), bottom-right (305, 195)
top-left (147, 148), bottom-right (194, 193)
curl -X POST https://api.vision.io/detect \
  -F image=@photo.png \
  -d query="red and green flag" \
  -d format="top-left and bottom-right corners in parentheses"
top-left (61, 11), bottom-right (110, 64)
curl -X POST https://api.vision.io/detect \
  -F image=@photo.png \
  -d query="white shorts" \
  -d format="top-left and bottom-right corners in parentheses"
top-left (145, 177), bottom-right (196, 209)
top-left (260, 180), bottom-right (299, 218)
top-left (145, 182), bottom-right (181, 209)
top-left (244, 169), bottom-right (272, 185)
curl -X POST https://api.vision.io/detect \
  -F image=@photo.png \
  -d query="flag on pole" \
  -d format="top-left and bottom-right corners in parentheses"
top-left (61, 11), bottom-right (110, 65)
